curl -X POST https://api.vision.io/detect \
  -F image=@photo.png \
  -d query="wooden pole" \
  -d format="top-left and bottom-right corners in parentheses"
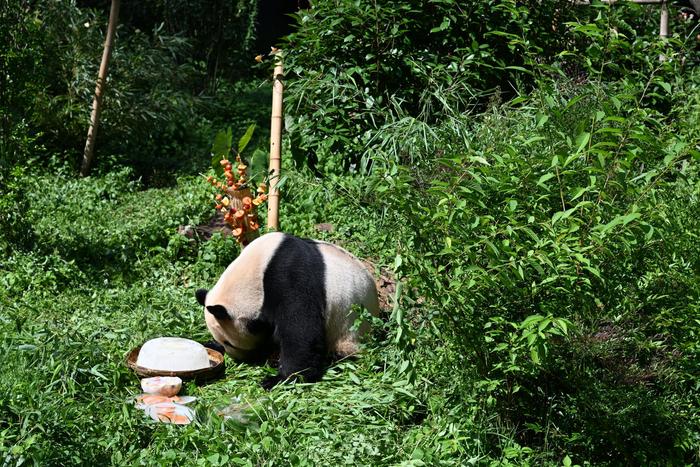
top-left (659, 0), bottom-right (669, 38)
top-left (267, 58), bottom-right (284, 230)
top-left (80, 0), bottom-right (120, 177)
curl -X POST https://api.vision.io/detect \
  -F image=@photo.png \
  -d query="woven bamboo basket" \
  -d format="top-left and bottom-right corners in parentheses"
top-left (125, 346), bottom-right (225, 382)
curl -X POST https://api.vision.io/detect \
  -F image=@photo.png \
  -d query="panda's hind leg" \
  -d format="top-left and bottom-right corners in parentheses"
top-left (260, 304), bottom-right (327, 390)
top-left (332, 336), bottom-right (360, 359)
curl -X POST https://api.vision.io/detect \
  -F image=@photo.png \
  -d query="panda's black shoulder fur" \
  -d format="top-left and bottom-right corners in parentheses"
top-left (257, 233), bottom-right (328, 389)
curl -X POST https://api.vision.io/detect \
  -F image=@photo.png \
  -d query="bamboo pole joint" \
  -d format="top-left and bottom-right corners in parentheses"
top-left (267, 57), bottom-right (284, 231)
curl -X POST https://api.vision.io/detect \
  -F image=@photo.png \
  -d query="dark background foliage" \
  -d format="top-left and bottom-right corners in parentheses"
top-left (283, 0), bottom-right (591, 173)
top-left (1, 0), bottom-right (282, 184)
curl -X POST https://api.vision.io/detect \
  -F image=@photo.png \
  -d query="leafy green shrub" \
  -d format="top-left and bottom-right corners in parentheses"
top-left (369, 77), bottom-right (700, 463)
top-left (0, 166), bottom-right (36, 254)
top-left (0, 1), bottom-right (44, 251)
top-left (35, 2), bottom-right (211, 179)
top-left (567, 1), bottom-right (700, 78)
top-left (284, 0), bottom-right (585, 173)
top-left (0, 1), bottom-right (46, 161)
top-left (2, 1), bottom-right (267, 183)
top-left (0, 0), bottom-right (49, 247)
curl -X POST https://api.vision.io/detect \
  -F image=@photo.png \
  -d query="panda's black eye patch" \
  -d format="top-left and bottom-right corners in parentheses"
top-left (245, 318), bottom-right (274, 336)
top-left (206, 305), bottom-right (230, 320)
top-left (202, 340), bottom-right (225, 354)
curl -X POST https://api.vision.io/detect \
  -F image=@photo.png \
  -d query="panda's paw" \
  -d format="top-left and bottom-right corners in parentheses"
top-left (261, 374), bottom-right (284, 390)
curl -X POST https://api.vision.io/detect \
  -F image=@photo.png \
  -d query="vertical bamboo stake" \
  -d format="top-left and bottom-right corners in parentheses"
top-left (80, 0), bottom-right (120, 177)
top-left (659, 0), bottom-right (669, 37)
top-left (267, 57), bottom-right (284, 230)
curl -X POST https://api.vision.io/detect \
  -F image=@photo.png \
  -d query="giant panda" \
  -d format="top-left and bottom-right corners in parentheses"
top-left (195, 232), bottom-right (380, 389)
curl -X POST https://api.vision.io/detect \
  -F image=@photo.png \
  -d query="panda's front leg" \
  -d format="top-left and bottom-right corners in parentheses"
top-left (260, 310), bottom-right (326, 390)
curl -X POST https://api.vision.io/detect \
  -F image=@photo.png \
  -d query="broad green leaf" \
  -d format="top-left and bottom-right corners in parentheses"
top-left (430, 17), bottom-right (450, 33)
top-left (237, 124), bottom-right (256, 154)
top-left (521, 227), bottom-right (540, 243)
top-left (524, 136), bottom-right (546, 146)
top-left (274, 174), bottom-right (289, 191)
top-left (249, 148), bottom-right (268, 178)
top-left (526, 332), bottom-right (537, 345)
top-left (611, 96), bottom-right (621, 110)
top-left (483, 239), bottom-right (499, 257)
top-left (522, 314), bottom-right (544, 327)
top-left (393, 385), bottom-right (418, 399)
top-left (538, 173), bottom-right (555, 186)
top-left (211, 128), bottom-right (232, 172)
top-left (505, 65), bottom-right (533, 74)
top-left (574, 131), bottom-right (590, 155)
top-left (556, 319), bottom-right (569, 335)
top-left (566, 95), bottom-right (585, 110)
top-left (570, 187), bottom-right (587, 202)
top-left (596, 152), bottom-right (606, 168)
top-left (394, 254), bottom-right (403, 271)
top-left (597, 212), bottom-right (641, 233)
top-left (622, 212), bottom-right (641, 225)
top-left (470, 156), bottom-right (490, 165)
top-left (552, 207), bottom-right (576, 225)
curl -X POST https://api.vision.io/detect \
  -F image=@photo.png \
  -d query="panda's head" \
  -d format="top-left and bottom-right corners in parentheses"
top-left (195, 234), bottom-right (285, 361)
top-left (195, 287), bottom-right (272, 362)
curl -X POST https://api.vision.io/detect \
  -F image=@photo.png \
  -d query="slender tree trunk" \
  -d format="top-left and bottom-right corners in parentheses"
top-left (80, 0), bottom-right (120, 177)
top-left (659, 0), bottom-right (669, 38)
top-left (689, 0), bottom-right (700, 15)
top-left (267, 59), bottom-right (284, 230)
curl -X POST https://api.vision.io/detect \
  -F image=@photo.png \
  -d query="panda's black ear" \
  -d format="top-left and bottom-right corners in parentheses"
top-left (206, 305), bottom-right (230, 321)
top-left (195, 288), bottom-right (208, 306)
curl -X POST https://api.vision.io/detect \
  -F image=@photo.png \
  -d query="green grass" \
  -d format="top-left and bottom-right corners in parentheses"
top-left (3, 73), bottom-right (700, 465)
top-left (0, 166), bottom-right (447, 466)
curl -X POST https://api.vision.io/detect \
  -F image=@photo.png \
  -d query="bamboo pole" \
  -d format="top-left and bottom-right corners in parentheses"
top-left (267, 57), bottom-right (284, 230)
top-left (659, 0), bottom-right (669, 37)
top-left (80, 0), bottom-right (120, 177)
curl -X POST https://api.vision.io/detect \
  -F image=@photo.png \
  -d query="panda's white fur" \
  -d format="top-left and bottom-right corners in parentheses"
top-left (197, 232), bottom-right (379, 388)
top-left (203, 233), bottom-right (282, 360)
top-left (313, 240), bottom-right (379, 354)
